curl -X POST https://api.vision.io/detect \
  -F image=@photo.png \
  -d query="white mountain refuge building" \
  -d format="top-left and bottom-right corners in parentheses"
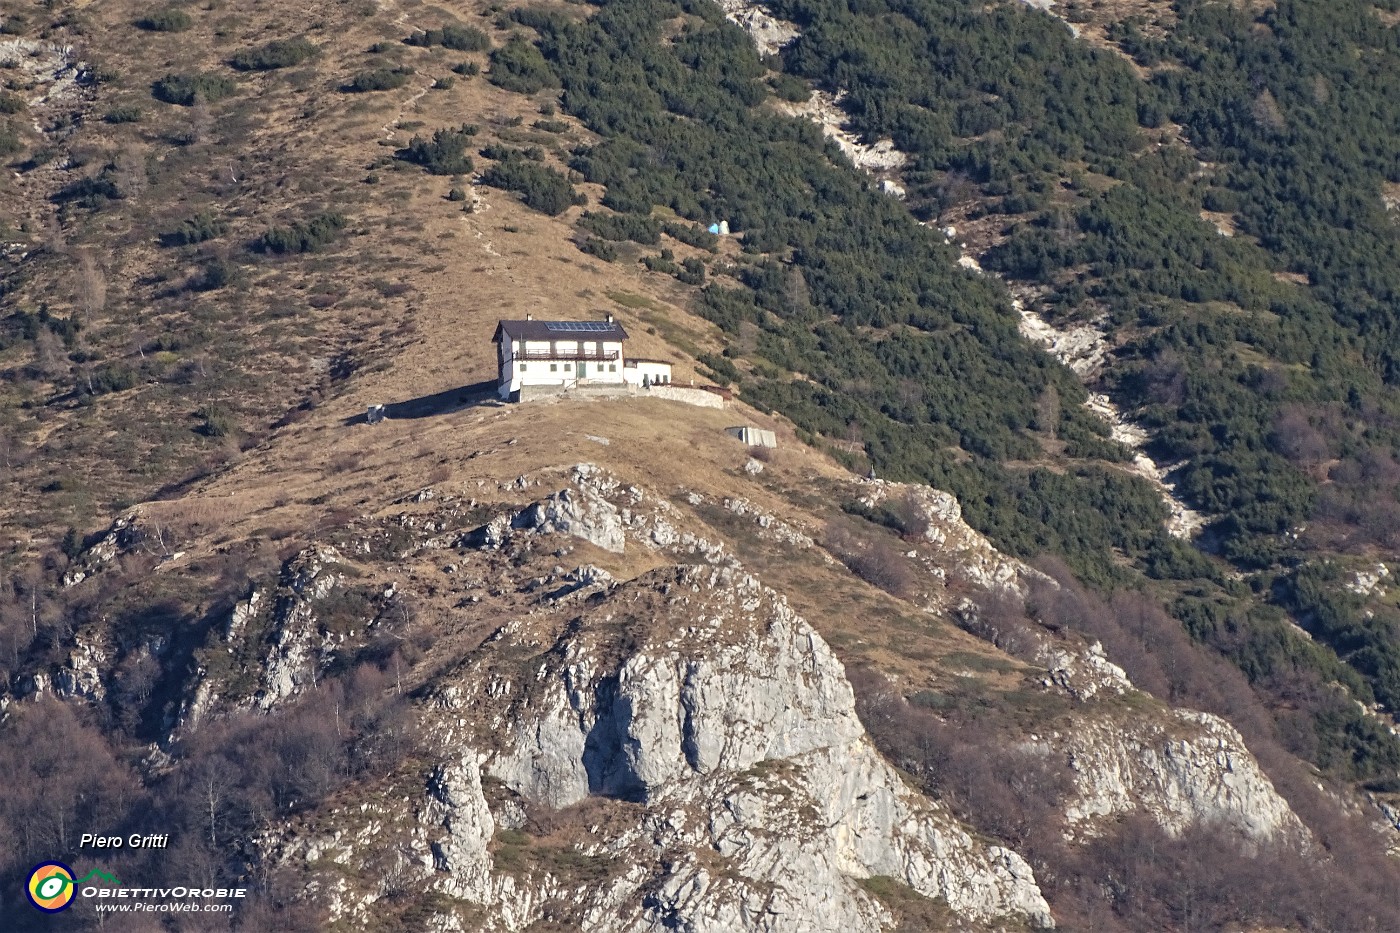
top-left (493, 315), bottom-right (672, 400)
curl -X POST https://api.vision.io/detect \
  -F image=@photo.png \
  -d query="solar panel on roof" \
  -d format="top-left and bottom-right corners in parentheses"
top-left (545, 321), bottom-right (614, 332)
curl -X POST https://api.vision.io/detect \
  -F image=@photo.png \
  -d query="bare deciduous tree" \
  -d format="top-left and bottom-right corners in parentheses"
top-left (43, 212), bottom-right (65, 255)
top-left (1251, 88), bottom-right (1286, 132)
top-left (1036, 383), bottom-right (1060, 439)
top-left (113, 145), bottom-right (147, 201)
top-left (32, 329), bottom-right (67, 379)
top-left (1270, 405), bottom-right (1331, 470)
top-left (190, 98), bottom-right (212, 144)
top-left (0, 430), bottom-right (30, 472)
top-left (76, 250), bottom-right (107, 320)
top-left (889, 491), bottom-right (931, 541)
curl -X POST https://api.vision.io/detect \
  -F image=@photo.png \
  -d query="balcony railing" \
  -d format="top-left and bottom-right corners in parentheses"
top-left (514, 348), bottom-right (620, 362)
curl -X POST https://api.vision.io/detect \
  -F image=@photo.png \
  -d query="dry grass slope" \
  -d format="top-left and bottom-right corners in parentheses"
top-left (0, 0), bottom-right (722, 567)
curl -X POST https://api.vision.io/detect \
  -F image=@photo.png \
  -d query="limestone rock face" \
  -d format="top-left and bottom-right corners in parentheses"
top-left (712, 0), bottom-right (799, 56)
top-left (54, 636), bottom-right (108, 702)
top-left (490, 567), bottom-right (864, 805)
top-left (608, 742), bottom-right (1053, 932)
top-left (857, 478), bottom-right (1046, 593)
top-left (225, 590), bottom-right (263, 642)
top-left (256, 546), bottom-right (345, 710)
top-left (513, 486), bottom-right (626, 553)
top-left (62, 512), bottom-right (140, 587)
top-left (1037, 640), bottom-right (1133, 702)
top-left (423, 752), bottom-right (496, 902)
top-left (481, 566), bottom-right (1054, 930)
top-left (1055, 710), bottom-right (1306, 844)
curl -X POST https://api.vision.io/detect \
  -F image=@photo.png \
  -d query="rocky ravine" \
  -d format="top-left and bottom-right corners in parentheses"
top-left (230, 462), bottom-right (1307, 930)
top-left (1012, 299), bottom-right (1207, 540)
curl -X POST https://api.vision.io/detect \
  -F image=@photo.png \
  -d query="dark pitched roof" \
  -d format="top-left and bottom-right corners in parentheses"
top-left (493, 319), bottom-right (629, 343)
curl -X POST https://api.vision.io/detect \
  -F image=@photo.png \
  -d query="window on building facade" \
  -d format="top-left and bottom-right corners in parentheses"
top-left (550, 363), bottom-right (557, 372)
top-left (609, 364), bottom-right (616, 372)
top-left (564, 363), bottom-right (572, 371)
top-left (519, 363), bottom-right (527, 371)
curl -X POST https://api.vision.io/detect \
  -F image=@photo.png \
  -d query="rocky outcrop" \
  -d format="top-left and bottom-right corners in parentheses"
top-left (0, 39), bottom-right (89, 130)
top-left (54, 636), bottom-right (108, 702)
top-left (1348, 563), bottom-right (1390, 596)
top-left (476, 566), bottom-right (1054, 929)
top-left (471, 464), bottom-right (735, 566)
top-left (513, 486), bottom-right (627, 553)
top-left (1375, 800), bottom-right (1400, 857)
top-left (856, 477), bottom-right (1046, 593)
top-left (62, 512), bottom-right (140, 587)
top-left (489, 567), bottom-right (865, 805)
top-left (225, 589), bottom-right (263, 642)
top-left (1036, 640), bottom-right (1133, 702)
top-left (713, 0), bottom-right (797, 55)
top-left (255, 546), bottom-right (347, 710)
top-left (422, 752), bottom-right (496, 902)
top-left (608, 740), bottom-right (1052, 932)
top-left (1049, 710), bottom-right (1306, 844)
top-left (230, 455), bottom-right (1337, 930)
top-left (721, 497), bottom-right (816, 549)
top-left (264, 562), bottom-right (1057, 931)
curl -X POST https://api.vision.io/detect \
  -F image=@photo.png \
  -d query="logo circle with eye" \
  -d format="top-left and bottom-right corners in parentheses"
top-left (27, 862), bottom-right (76, 912)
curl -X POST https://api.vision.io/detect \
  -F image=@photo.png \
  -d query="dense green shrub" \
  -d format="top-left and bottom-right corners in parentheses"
top-left (345, 66), bottom-right (414, 92)
top-left (0, 92), bottom-right (24, 114)
top-left (80, 364), bottom-right (139, 397)
top-left (160, 211), bottom-right (227, 247)
top-left (642, 251), bottom-right (677, 274)
top-left (696, 352), bottom-right (741, 385)
top-left (578, 237), bottom-right (618, 261)
top-left (451, 61), bottom-right (480, 76)
top-left (229, 37), bottom-right (317, 71)
top-left (103, 105), bottom-right (143, 124)
top-left (152, 72), bottom-right (236, 106)
top-left (134, 8), bottom-right (192, 32)
top-left (480, 152), bottom-right (579, 215)
top-left (52, 171), bottom-right (121, 208)
top-left (488, 36), bottom-right (558, 94)
top-left (577, 211), bottom-right (660, 244)
top-left (196, 404), bottom-right (236, 437)
top-left (257, 212), bottom-right (346, 254)
top-left (1281, 564), bottom-right (1400, 713)
top-left (663, 221), bottom-right (718, 250)
top-left (395, 124), bottom-right (477, 174)
top-left (0, 124), bottom-right (18, 159)
top-left (678, 256), bottom-right (705, 285)
top-left (191, 258), bottom-right (233, 292)
top-left (405, 24), bottom-right (490, 52)
top-left (769, 72), bottom-right (808, 103)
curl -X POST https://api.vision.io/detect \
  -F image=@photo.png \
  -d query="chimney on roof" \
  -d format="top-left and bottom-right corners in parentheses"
top-left (605, 313), bottom-right (614, 323)
top-left (526, 313), bottom-right (533, 320)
